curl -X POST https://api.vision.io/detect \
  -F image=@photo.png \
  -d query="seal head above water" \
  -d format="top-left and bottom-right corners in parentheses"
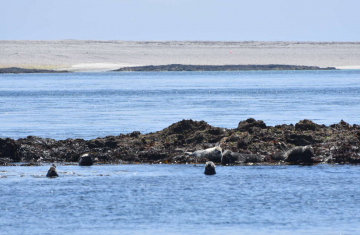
top-left (46, 164), bottom-right (59, 178)
top-left (79, 153), bottom-right (93, 166)
top-left (204, 161), bottom-right (216, 175)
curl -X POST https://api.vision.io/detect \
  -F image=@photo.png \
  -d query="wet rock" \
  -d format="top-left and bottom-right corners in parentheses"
top-left (295, 119), bottom-right (318, 131)
top-left (243, 154), bottom-right (265, 163)
top-left (238, 118), bottom-right (267, 132)
top-left (286, 134), bottom-right (316, 146)
top-left (0, 138), bottom-right (19, 161)
top-left (330, 120), bottom-right (352, 130)
top-left (79, 153), bottom-right (93, 166)
top-left (221, 150), bottom-right (264, 164)
top-left (138, 149), bottom-right (167, 161)
top-left (204, 161), bottom-right (216, 175)
top-left (46, 164), bottom-right (59, 178)
top-left (0, 159), bottom-right (15, 166)
top-left (162, 119), bottom-right (211, 135)
top-left (129, 131), bottom-right (141, 138)
top-left (221, 150), bottom-right (238, 164)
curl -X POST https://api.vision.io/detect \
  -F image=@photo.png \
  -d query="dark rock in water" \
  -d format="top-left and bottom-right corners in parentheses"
top-left (238, 118), bottom-right (267, 132)
top-left (79, 153), bottom-right (93, 166)
top-left (46, 164), bottom-right (59, 178)
top-left (204, 161), bottom-right (216, 175)
top-left (0, 138), bottom-right (19, 161)
top-left (284, 146), bottom-right (315, 164)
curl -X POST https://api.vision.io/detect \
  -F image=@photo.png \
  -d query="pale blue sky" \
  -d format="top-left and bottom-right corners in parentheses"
top-left (1, 0), bottom-right (359, 41)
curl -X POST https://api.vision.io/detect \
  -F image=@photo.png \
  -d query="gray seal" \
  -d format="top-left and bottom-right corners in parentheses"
top-left (79, 153), bottom-right (93, 166)
top-left (46, 164), bottom-right (59, 178)
top-left (204, 161), bottom-right (216, 175)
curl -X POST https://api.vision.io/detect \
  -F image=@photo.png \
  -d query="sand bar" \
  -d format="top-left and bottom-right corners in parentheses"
top-left (1, 40), bottom-right (360, 72)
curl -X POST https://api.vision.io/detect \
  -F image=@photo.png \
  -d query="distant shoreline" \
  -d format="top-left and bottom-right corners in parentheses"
top-left (0, 67), bottom-right (69, 74)
top-left (114, 64), bottom-right (336, 72)
top-left (1, 40), bottom-right (359, 72)
top-left (0, 64), bottom-right (337, 74)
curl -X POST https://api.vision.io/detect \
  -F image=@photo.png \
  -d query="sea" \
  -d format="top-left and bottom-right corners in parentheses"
top-left (0, 70), bottom-right (360, 140)
top-left (1, 70), bottom-right (360, 234)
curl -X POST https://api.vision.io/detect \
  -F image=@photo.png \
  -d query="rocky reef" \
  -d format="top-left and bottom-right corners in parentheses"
top-left (114, 64), bottom-right (336, 72)
top-left (0, 119), bottom-right (359, 166)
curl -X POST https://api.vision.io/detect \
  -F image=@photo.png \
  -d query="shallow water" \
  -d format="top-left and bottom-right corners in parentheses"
top-left (1, 70), bottom-right (360, 140)
top-left (1, 164), bottom-right (360, 235)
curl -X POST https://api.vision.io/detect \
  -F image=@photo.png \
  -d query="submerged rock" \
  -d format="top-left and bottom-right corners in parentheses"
top-left (204, 161), bottom-right (216, 175)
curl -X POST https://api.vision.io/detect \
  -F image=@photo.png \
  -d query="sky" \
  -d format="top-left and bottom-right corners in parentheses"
top-left (1, 0), bottom-right (359, 41)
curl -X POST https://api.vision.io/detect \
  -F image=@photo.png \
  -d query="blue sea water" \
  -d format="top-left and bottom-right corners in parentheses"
top-left (1, 164), bottom-right (360, 235)
top-left (1, 70), bottom-right (360, 234)
top-left (0, 70), bottom-right (360, 140)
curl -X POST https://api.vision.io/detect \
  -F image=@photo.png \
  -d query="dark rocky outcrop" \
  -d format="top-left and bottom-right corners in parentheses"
top-left (0, 119), bottom-right (359, 166)
top-left (114, 64), bottom-right (336, 72)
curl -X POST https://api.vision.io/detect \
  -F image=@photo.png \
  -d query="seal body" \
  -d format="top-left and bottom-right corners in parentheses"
top-left (190, 146), bottom-right (222, 162)
top-left (46, 164), bottom-right (59, 178)
top-left (284, 145), bottom-right (314, 164)
top-left (204, 161), bottom-right (216, 175)
top-left (79, 153), bottom-right (93, 166)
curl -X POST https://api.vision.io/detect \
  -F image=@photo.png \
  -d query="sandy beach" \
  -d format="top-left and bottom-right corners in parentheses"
top-left (1, 40), bottom-right (360, 72)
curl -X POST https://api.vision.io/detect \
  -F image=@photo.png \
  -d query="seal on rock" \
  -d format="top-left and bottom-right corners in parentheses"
top-left (276, 145), bottom-right (315, 164)
top-left (79, 153), bottom-right (93, 166)
top-left (187, 145), bottom-right (222, 162)
top-left (204, 161), bottom-right (216, 175)
top-left (46, 164), bottom-right (59, 178)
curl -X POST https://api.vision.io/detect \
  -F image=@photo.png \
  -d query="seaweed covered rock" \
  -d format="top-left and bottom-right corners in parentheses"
top-left (295, 119), bottom-right (318, 131)
top-left (0, 138), bottom-right (19, 161)
top-left (162, 119), bottom-right (211, 136)
top-left (238, 118), bottom-right (267, 132)
top-left (138, 149), bottom-right (167, 161)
